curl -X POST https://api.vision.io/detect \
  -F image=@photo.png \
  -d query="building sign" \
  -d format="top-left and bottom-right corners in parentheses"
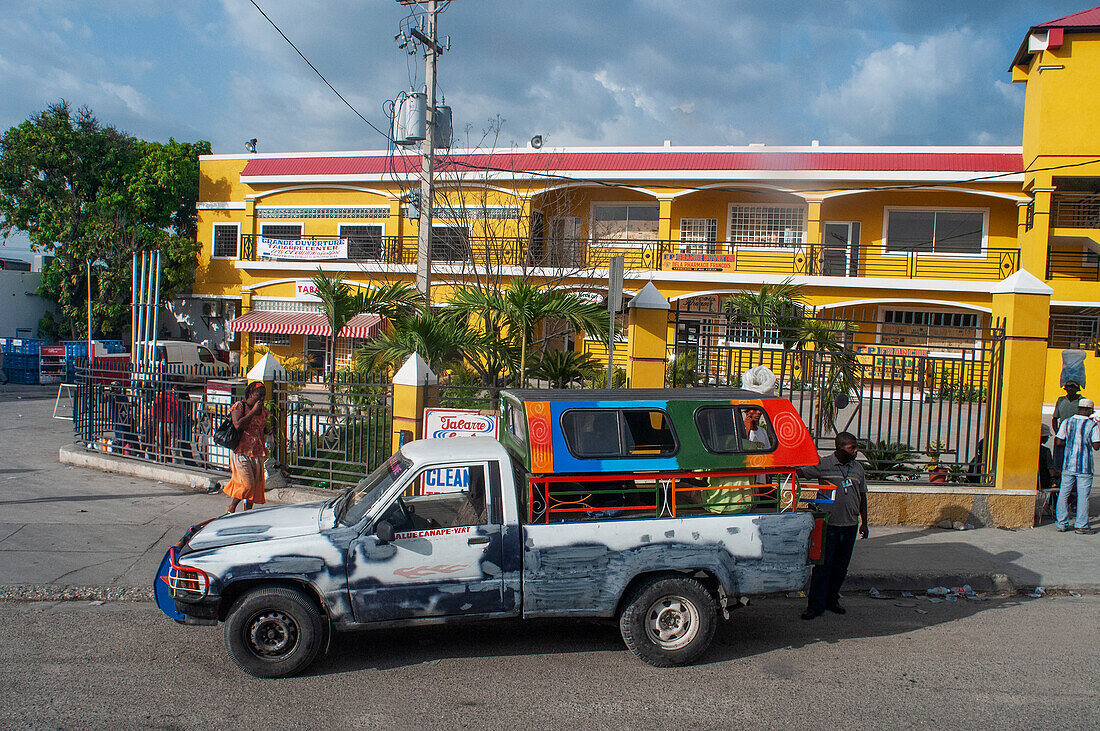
top-left (661, 252), bottom-right (735, 272)
top-left (857, 345), bottom-right (929, 380)
top-left (424, 408), bottom-right (499, 439)
top-left (257, 236), bottom-right (348, 260)
top-left (296, 281), bottom-right (321, 301)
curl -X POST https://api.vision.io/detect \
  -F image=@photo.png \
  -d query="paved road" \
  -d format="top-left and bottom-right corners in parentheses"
top-left (1, 593), bottom-right (1096, 729)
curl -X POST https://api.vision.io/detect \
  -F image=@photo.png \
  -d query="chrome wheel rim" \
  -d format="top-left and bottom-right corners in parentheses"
top-left (248, 611), bottom-right (299, 658)
top-left (645, 594), bottom-right (700, 650)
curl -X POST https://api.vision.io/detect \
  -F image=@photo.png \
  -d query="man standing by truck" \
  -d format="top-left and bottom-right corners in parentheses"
top-left (798, 431), bottom-right (869, 620)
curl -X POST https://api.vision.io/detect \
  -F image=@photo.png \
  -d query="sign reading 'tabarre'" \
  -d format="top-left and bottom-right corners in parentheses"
top-left (420, 409), bottom-right (499, 494)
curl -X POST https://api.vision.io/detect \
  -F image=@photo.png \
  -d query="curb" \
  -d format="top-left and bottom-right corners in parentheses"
top-left (59, 445), bottom-right (219, 491)
top-left (58, 445), bottom-right (336, 505)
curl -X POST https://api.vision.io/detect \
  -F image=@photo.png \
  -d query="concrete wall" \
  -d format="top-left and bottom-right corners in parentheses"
top-left (0, 272), bottom-right (54, 338)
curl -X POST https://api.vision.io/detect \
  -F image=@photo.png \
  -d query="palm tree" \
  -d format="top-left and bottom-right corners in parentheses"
top-left (446, 280), bottom-right (605, 387)
top-left (725, 279), bottom-right (806, 361)
top-left (531, 349), bottom-right (599, 389)
top-left (355, 309), bottom-right (492, 375)
top-left (797, 318), bottom-right (861, 433)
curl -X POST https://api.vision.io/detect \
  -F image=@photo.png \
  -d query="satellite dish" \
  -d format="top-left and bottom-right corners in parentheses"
top-left (530, 135), bottom-right (543, 149)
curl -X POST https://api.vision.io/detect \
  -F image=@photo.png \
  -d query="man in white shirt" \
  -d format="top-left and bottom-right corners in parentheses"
top-left (1054, 398), bottom-right (1100, 534)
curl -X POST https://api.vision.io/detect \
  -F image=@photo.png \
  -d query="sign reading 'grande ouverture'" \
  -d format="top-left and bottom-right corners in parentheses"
top-left (257, 236), bottom-right (349, 260)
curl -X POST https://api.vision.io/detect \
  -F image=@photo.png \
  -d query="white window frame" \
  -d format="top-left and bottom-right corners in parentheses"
top-left (874, 306), bottom-right (983, 355)
top-left (251, 332), bottom-right (291, 348)
top-left (260, 222), bottom-right (305, 240)
top-left (727, 203), bottom-right (807, 252)
top-left (211, 223), bottom-right (240, 260)
top-left (589, 202), bottom-right (661, 249)
top-left (339, 223), bottom-right (384, 261)
top-left (881, 207), bottom-right (989, 259)
top-left (679, 218), bottom-right (718, 254)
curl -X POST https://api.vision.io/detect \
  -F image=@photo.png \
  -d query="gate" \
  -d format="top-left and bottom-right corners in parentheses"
top-left (668, 310), bottom-right (1005, 484)
top-left (272, 371), bottom-right (393, 490)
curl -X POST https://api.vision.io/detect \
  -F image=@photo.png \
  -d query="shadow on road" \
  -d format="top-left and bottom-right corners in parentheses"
top-left (307, 534), bottom-right (1040, 676)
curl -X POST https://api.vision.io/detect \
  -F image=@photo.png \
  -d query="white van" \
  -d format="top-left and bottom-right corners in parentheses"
top-left (154, 341), bottom-right (231, 379)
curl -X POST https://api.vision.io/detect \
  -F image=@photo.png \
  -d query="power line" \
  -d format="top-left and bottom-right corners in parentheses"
top-left (440, 155), bottom-right (1100, 198)
top-left (248, 0), bottom-right (391, 143)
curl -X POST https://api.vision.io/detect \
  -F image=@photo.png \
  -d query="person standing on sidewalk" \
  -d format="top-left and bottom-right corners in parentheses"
top-left (1054, 397), bottom-right (1100, 534)
top-left (222, 382), bottom-right (269, 514)
top-left (798, 432), bottom-right (869, 620)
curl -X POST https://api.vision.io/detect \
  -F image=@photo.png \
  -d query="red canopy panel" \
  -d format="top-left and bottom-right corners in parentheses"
top-left (228, 311), bottom-right (384, 339)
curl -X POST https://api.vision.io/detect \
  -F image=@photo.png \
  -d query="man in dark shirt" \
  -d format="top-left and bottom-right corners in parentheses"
top-left (798, 431), bottom-right (869, 620)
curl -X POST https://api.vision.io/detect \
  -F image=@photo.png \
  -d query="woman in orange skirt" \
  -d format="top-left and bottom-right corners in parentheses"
top-left (223, 381), bottom-right (270, 513)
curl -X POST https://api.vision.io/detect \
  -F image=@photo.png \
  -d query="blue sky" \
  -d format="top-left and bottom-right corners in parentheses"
top-left (0, 0), bottom-right (1089, 259)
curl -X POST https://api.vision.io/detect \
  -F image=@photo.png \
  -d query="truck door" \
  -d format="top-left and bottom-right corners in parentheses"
top-left (346, 461), bottom-right (509, 623)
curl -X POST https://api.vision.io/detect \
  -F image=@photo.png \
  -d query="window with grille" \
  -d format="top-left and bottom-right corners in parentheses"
top-left (880, 309), bottom-right (981, 349)
top-left (212, 224), bottom-right (239, 258)
top-left (260, 224), bottom-right (303, 240)
top-left (679, 218), bottom-right (718, 253)
top-left (728, 205), bottom-right (805, 245)
top-left (252, 332), bottom-right (290, 347)
top-left (431, 226), bottom-right (469, 261)
top-left (884, 210), bottom-right (985, 254)
top-left (1049, 309), bottom-right (1100, 349)
top-left (340, 224), bottom-right (383, 261)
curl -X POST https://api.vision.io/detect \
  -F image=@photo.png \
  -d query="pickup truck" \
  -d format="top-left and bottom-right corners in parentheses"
top-left (156, 388), bottom-right (825, 677)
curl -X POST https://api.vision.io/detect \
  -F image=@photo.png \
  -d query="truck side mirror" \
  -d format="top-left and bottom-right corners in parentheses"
top-left (375, 519), bottom-right (395, 544)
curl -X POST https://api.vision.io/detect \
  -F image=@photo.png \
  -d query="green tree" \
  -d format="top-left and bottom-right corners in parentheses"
top-left (446, 279), bottom-right (605, 387)
top-left (725, 278), bottom-right (806, 360)
top-left (355, 309), bottom-right (491, 375)
top-left (0, 101), bottom-right (209, 338)
top-left (531, 349), bottom-right (599, 389)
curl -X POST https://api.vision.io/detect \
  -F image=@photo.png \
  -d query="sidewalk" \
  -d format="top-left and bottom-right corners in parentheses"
top-left (4, 382), bottom-right (1100, 595)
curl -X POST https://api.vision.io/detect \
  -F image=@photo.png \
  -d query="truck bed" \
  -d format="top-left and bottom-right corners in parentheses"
top-left (521, 511), bottom-right (814, 617)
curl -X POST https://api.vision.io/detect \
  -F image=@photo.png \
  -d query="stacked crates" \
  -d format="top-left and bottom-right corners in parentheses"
top-left (0, 338), bottom-right (49, 384)
top-left (61, 340), bottom-right (126, 379)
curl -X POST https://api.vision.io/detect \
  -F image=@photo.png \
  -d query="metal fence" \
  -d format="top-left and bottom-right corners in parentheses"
top-left (271, 371), bottom-right (393, 490)
top-left (74, 363), bottom-right (393, 491)
top-left (73, 362), bottom-right (247, 472)
top-left (667, 311), bottom-right (1005, 485)
top-left (431, 383), bottom-right (502, 411)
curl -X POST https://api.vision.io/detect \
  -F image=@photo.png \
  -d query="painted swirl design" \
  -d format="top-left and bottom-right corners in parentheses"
top-left (772, 411), bottom-right (804, 447)
top-left (526, 401), bottom-right (553, 473)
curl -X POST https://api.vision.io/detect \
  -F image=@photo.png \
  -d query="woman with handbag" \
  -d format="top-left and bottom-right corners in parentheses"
top-left (222, 381), bottom-right (270, 514)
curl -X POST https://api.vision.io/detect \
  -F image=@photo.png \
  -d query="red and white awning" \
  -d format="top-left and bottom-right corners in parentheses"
top-left (228, 311), bottom-right (385, 339)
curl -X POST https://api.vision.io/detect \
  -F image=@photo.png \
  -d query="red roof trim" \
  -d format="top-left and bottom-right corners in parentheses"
top-left (240, 151), bottom-right (1022, 178)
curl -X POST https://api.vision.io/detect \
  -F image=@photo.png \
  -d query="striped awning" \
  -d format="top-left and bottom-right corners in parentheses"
top-left (228, 311), bottom-right (385, 339)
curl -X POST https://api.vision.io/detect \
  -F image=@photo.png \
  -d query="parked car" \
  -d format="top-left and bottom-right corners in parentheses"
top-left (153, 340), bottom-right (231, 380)
top-left (155, 388), bottom-right (828, 677)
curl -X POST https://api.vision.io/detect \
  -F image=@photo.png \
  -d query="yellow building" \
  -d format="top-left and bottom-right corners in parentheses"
top-left (179, 7), bottom-right (1100, 526)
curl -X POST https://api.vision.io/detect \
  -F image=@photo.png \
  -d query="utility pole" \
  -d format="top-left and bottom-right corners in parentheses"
top-left (416, 0), bottom-right (437, 304)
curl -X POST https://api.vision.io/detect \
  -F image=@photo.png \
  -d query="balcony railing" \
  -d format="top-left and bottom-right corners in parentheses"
top-left (1052, 193), bottom-right (1100, 228)
top-left (239, 234), bottom-right (1020, 281)
top-left (1047, 248), bottom-right (1100, 281)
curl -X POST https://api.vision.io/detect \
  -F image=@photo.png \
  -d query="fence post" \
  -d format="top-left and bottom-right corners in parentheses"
top-left (990, 271), bottom-right (1053, 526)
top-left (626, 282), bottom-right (670, 389)
top-left (392, 353), bottom-right (437, 453)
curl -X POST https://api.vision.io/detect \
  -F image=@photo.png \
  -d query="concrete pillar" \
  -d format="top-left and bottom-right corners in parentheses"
top-left (990, 270), bottom-right (1053, 526)
top-left (1021, 184), bottom-right (1054, 279)
top-left (626, 282), bottom-right (671, 388)
top-left (391, 352), bottom-right (437, 453)
top-left (805, 199), bottom-right (823, 275)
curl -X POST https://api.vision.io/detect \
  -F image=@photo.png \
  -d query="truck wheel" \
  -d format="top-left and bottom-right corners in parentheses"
top-left (224, 587), bottom-right (325, 678)
top-left (618, 576), bottom-right (717, 667)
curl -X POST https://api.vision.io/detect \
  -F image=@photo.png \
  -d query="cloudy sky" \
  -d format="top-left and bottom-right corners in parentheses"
top-left (0, 0), bottom-right (1088, 257)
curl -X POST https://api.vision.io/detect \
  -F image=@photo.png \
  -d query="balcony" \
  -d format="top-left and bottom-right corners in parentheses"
top-left (1052, 193), bottom-right (1100, 228)
top-left (239, 234), bottom-right (1020, 281)
top-left (1047, 248), bottom-right (1100, 281)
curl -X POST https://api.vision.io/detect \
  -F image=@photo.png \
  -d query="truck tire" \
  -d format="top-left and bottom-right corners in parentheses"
top-left (618, 575), bottom-right (717, 667)
top-left (224, 587), bottom-right (325, 678)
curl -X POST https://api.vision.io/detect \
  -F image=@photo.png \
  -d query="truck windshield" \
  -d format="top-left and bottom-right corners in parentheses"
top-left (338, 453), bottom-right (412, 525)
